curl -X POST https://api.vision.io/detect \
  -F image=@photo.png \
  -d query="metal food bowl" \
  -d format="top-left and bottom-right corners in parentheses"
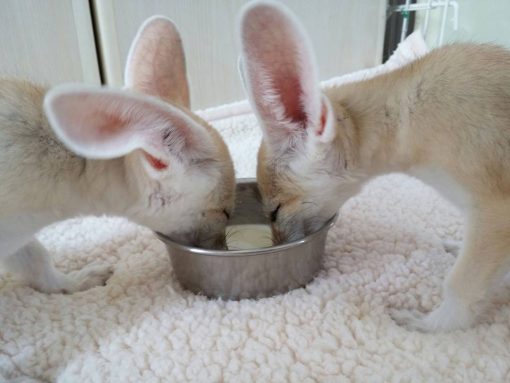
top-left (157, 178), bottom-right (336, 300)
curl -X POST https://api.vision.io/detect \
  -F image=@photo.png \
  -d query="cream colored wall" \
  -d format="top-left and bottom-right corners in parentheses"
top-left (415, 0), bottom-right (510, 49)
top-left (94, 0), bottom-right (386, 110)
top-left (0, 0), bottom-right (100, 85)
top-left (0, 1), bottom-right (386, 106)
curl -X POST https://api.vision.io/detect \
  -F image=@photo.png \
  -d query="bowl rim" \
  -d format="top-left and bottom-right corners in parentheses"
top-left (156, 214), bottom-right (337, 257)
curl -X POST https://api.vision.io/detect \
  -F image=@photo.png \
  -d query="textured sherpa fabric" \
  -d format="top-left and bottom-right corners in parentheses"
top-left (2, 175), bottom-right (510, 382)
top-left (2, 32), bottom-right (510, 383)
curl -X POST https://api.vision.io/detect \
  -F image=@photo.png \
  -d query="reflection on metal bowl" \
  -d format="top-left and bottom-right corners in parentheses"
top-left (157, 179), bottom-right (337, 300)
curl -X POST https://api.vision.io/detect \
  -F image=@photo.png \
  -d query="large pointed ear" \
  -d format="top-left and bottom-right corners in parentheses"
top-left (44, 85), bottom-right (213, 170)
top-left (125, 16), bottom-right (190, 108)
top-left (239, 2), bottom-right (332, 154)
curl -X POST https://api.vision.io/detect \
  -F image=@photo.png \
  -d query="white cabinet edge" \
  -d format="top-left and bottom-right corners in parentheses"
top-left (71, 0), bottom-right (101, 84)
top-left (375, 0), bottom-right (387, 65)
top-left (92, 0), bottom-right (123, 86)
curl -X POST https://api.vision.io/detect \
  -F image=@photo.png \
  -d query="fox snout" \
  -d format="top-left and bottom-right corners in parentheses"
top-left (166, 228), bottom-right (226, 249)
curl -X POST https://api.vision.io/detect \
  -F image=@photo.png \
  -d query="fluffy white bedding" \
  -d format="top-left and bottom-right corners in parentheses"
top-left (2, 32), bottom-right (510, 383)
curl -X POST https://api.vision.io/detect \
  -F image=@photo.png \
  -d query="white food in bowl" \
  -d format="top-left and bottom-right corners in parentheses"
top-left (226, 224), bottom-right (273, 250)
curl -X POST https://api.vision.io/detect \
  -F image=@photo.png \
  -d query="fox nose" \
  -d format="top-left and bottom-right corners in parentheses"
top-left (271, 224), bottom-right (286, 245)
top-left (212, 235), bottom-right (227, 250)
top-left (197, 232), bottom-right (227, 250)
top-left (272, 220), bottom-right (307, 244)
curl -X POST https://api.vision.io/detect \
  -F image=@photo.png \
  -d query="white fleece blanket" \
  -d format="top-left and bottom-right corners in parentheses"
top-left (2, 33), bottom-right (510, 383)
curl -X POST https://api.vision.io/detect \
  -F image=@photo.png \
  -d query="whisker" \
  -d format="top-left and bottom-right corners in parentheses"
top-left (225, 228), bottom-right (243, 250)
top-left (225, 229), bottom-right (241, 240)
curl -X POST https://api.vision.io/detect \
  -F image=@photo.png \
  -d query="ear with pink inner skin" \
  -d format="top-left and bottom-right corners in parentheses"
top-left (239, 2), bottom-right (333, 153)
top-left (125, 16), bottom-right (190, 108)
top-left (44, 85), bottom-right (213, 170)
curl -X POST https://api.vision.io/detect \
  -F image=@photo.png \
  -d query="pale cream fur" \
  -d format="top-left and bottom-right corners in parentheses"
top-left (0, 16), bottom-right (234, 294)
top-left (241, 1), bottom-right (510, 331)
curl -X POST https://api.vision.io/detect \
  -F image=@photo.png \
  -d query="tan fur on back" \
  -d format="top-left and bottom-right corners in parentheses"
top-left (327, 44), bottom-right (510, 199)
top-left (0, 79), bottom-right (85, 215)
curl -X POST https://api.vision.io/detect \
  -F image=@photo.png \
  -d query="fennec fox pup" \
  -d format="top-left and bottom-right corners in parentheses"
top-left (0, 16), bottom-right (234, 294)
top-left (239, 1), bottom-right (510, 332)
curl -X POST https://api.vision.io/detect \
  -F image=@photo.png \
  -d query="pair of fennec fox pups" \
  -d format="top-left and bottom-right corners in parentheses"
top-left (1, 1), bottom-right (509, 333)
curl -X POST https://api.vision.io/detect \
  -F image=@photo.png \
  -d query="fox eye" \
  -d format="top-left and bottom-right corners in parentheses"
top-left (222, 209), bottom-right (230, 220)
top-left (270, 204), bottom-right (281, 223)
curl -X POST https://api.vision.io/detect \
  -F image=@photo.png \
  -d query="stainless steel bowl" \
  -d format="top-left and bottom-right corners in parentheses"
top-left (157, 178), bottom-right (336, 300)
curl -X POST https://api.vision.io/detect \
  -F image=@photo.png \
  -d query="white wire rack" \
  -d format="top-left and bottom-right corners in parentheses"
top-left (388, 0), bottom-right (459, 45)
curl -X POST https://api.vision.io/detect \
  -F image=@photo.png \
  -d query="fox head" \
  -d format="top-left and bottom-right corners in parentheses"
top-left (239, 2), bottom-right (362, 243)
top-left (45, 16), bottom-right (235, 248)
